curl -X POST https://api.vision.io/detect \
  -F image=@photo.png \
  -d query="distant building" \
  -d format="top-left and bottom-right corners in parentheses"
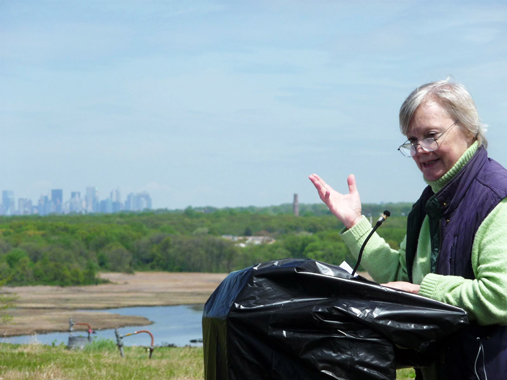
top-left (125, 191), bottom-right (152, 212)
top-left (51, 189), bottom-right (63, 214)
top-left (2, 190), bottom-right (15, 216)
top-left (100, 198), bottom-right (113, 213)
top-left (125, 193), bottom-right (137, 211)
top-left (0, 186), bottom-right (151, 216)
top-left (38, 195), bottom-right (51, 216)
top-left (110, 188), bottom-right (123, 212)
top-left (17, 198), bottom-right (32, 215)
top-left (110, 188), bottom-right (121, 203)
top-left (69, 191), bottom-right (83, 213)
top-left (137, 192), bottom-right (152, 211)
top-left (112, 201), bottom-right (123, 213)
top-left (293, 193), bottom-right (299, 217)
top-left (85, 187), bottom-right (99, 213)
top-left (222, 235), bottom-right (276, 247)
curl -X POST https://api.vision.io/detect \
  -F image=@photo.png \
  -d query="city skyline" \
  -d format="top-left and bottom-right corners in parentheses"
top-left (0, 187), bottom-right (152, 216)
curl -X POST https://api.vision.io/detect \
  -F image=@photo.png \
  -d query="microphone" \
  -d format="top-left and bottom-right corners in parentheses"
top-left (375, 210), bottom-right (391, 228)
top-left (351, 210), bottom-right (391, 276)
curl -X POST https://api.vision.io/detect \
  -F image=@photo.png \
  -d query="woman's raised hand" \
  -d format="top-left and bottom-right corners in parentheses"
top-left (308, 173), bottom-right (362, 229)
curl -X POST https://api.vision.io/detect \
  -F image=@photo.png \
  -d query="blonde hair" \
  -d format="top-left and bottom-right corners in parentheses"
top-left (399, 78), bottom-right (487, 148)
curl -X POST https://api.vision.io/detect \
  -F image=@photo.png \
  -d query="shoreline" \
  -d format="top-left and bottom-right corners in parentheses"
top-left (0, 272), bottom-right (227, 337)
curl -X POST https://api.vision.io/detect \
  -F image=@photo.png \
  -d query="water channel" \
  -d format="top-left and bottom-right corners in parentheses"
top-left (1, 305), bottom-right (204, 347)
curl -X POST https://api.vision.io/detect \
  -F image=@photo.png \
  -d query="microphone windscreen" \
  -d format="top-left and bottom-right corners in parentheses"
top-left (383, 210), bottom-right (391, 217)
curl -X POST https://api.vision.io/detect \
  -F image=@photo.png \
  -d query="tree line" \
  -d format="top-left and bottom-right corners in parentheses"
top-left (0, 203), bottom-right (411, 286)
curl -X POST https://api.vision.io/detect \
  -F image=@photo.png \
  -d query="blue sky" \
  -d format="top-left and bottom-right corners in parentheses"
top-left (2, 0), bottom-right (507, 210)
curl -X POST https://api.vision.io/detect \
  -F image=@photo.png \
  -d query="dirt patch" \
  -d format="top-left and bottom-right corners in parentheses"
top-left (0, 272), bottom-right (227, 337)
top-left (2, 309), bottom-right (151, 337)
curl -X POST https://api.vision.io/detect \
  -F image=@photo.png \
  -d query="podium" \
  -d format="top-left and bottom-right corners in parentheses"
top-left (203, 259), bottom-right (468, 380)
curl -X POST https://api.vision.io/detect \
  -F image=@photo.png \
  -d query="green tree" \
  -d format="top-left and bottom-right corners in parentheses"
top-left (102, 244), bottom-right (133, 273)
top-left (5, 248), bottom-right (28, 268)
top-left (84, 260), bottom-right (98, 284)
top-left (58, 264), bottom-right (72, 286)
top-left (11, 257), bottom-right (34, 284)
top-left (70, 267), bottom-right (84, 285)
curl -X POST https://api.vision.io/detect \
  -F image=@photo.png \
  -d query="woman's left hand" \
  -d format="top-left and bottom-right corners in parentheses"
top-left (381, 281), bottom-right (420, 294)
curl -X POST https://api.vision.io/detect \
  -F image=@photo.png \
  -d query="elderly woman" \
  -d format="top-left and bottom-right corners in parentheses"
top-left (309, 79), bottom-right (507, 380)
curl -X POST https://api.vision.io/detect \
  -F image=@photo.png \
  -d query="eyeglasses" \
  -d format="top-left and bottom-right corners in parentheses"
top-left (398, 121), bottom-right (458, 158)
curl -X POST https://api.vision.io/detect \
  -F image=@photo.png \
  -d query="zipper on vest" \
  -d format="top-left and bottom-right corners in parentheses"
top-left (451, 235), bottom-right (459, 275)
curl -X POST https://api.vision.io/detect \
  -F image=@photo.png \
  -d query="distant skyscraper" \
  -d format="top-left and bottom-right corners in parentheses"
top-left (125, 193), bottom-right (137, 211)
top-left (85, 187), bottom-right (98, 213)
top-left (100, 198), bottom-right (113, 213)
top-left (137, 192), bottom-right (152, 211)
top-left (124, 192), bottom-right (152, 212)
top-left (110, 188), bottom-right (121, 203)
top-left (293, 194), bottom-right (299, 217)
top-left (38, 195), bottom-right (51, 216)
top-left (110, 188), bottom-right (123, 212)
top-left (69, 191), bottom-right (83, 213)
top-left (17, 198), bottom-right (32, 215)
top-left (51, 189), bottom-right (63, 214)
top-left (2, 191), bottom-right (15, 216)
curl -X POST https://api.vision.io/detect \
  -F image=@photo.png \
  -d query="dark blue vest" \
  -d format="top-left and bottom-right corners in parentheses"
top-left (406, 147), bottom-right (507, 380)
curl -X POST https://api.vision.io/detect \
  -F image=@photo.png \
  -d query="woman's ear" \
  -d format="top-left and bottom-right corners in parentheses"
top-left (467, 131), bottom-right (477, 147)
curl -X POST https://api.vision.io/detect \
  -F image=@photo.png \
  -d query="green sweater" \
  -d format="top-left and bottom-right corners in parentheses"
top-left (342, 142), bottom-right (507, 326)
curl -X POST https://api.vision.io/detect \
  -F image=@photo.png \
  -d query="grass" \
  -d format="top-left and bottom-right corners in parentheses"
top-left (0, 340), bottom-right (415, 380)
top-left (397, 367), bottom-right (416, 379)
top-left (0, 340), bottom-right (203, 380)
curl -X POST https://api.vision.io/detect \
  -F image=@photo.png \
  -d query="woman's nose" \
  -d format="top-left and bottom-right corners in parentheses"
top-left (415, 144), bottom-right (429, 155)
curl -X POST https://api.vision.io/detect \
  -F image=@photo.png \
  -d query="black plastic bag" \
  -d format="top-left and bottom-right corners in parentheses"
top-left (203, 259), bottom-right (468, 380)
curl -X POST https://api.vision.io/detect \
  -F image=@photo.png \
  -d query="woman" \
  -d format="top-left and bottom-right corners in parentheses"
top-left (309, 79), bottom-right (507, 380)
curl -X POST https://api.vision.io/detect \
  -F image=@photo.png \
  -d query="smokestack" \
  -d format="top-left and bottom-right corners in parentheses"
top-left (293, 194), bottom-right (299, 217)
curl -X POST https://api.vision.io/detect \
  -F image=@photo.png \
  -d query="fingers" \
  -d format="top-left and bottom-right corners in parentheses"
top-left (347, 174), bottom-right (358, 195)
top-left (311, 173), bottom-right (355, 196)
top-left (309, 174), bottom-right (328, 188)
top-left (381, 282), bottom-right (420, 294)
top-left (309, 174), bottom-right (328, 194)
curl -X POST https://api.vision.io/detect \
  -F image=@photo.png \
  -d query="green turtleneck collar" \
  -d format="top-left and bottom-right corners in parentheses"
top-left (425, 141), bottom-right (479, 194)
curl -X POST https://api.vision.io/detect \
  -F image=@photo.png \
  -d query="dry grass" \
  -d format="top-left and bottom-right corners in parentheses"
top-left (3, 272), bottom-right (227, 309)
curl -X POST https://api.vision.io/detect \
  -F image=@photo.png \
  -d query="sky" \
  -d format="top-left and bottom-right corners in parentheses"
top-left (2, 0), bottom-right (507, 210)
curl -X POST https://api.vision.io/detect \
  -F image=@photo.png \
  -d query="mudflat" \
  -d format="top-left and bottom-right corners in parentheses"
top-left (0, 272), bottom-right (227, 337)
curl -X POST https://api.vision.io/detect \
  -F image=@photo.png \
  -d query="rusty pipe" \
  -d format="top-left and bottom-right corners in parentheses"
top-left (132, 330), bottom-right (154, 348)
top-left (74, 322), bottom-right (93, 335)
top-left (117, 329), bottom-right (155, 359)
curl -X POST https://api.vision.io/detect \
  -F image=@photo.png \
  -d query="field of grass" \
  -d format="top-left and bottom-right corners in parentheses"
top-left (0, 340), bottom-right (203, 380)
top-left (0, 340), bottom-right (415, 380)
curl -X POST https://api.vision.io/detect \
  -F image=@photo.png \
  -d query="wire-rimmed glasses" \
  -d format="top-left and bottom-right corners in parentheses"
top-left (398, 121), bottom-right (458, 157)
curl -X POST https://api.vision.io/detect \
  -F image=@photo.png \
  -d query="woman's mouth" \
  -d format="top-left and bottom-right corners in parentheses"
top-left (422, 159), bottom-right (439, 168)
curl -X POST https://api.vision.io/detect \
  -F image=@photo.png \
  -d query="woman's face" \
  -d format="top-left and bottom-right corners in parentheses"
top-left (407, 101), bottom-right (474, 181)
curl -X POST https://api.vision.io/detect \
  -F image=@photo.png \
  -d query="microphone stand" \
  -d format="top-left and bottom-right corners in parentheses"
top-left (351, 210), bottom-right (390, 277)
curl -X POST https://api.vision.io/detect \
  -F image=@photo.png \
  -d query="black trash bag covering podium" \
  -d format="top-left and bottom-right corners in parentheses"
top-left (203, 258), bottom-right (468, 380)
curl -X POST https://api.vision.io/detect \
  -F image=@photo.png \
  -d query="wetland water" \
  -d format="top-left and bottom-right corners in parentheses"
top-left (2, 305), bottom-right (203, 347)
